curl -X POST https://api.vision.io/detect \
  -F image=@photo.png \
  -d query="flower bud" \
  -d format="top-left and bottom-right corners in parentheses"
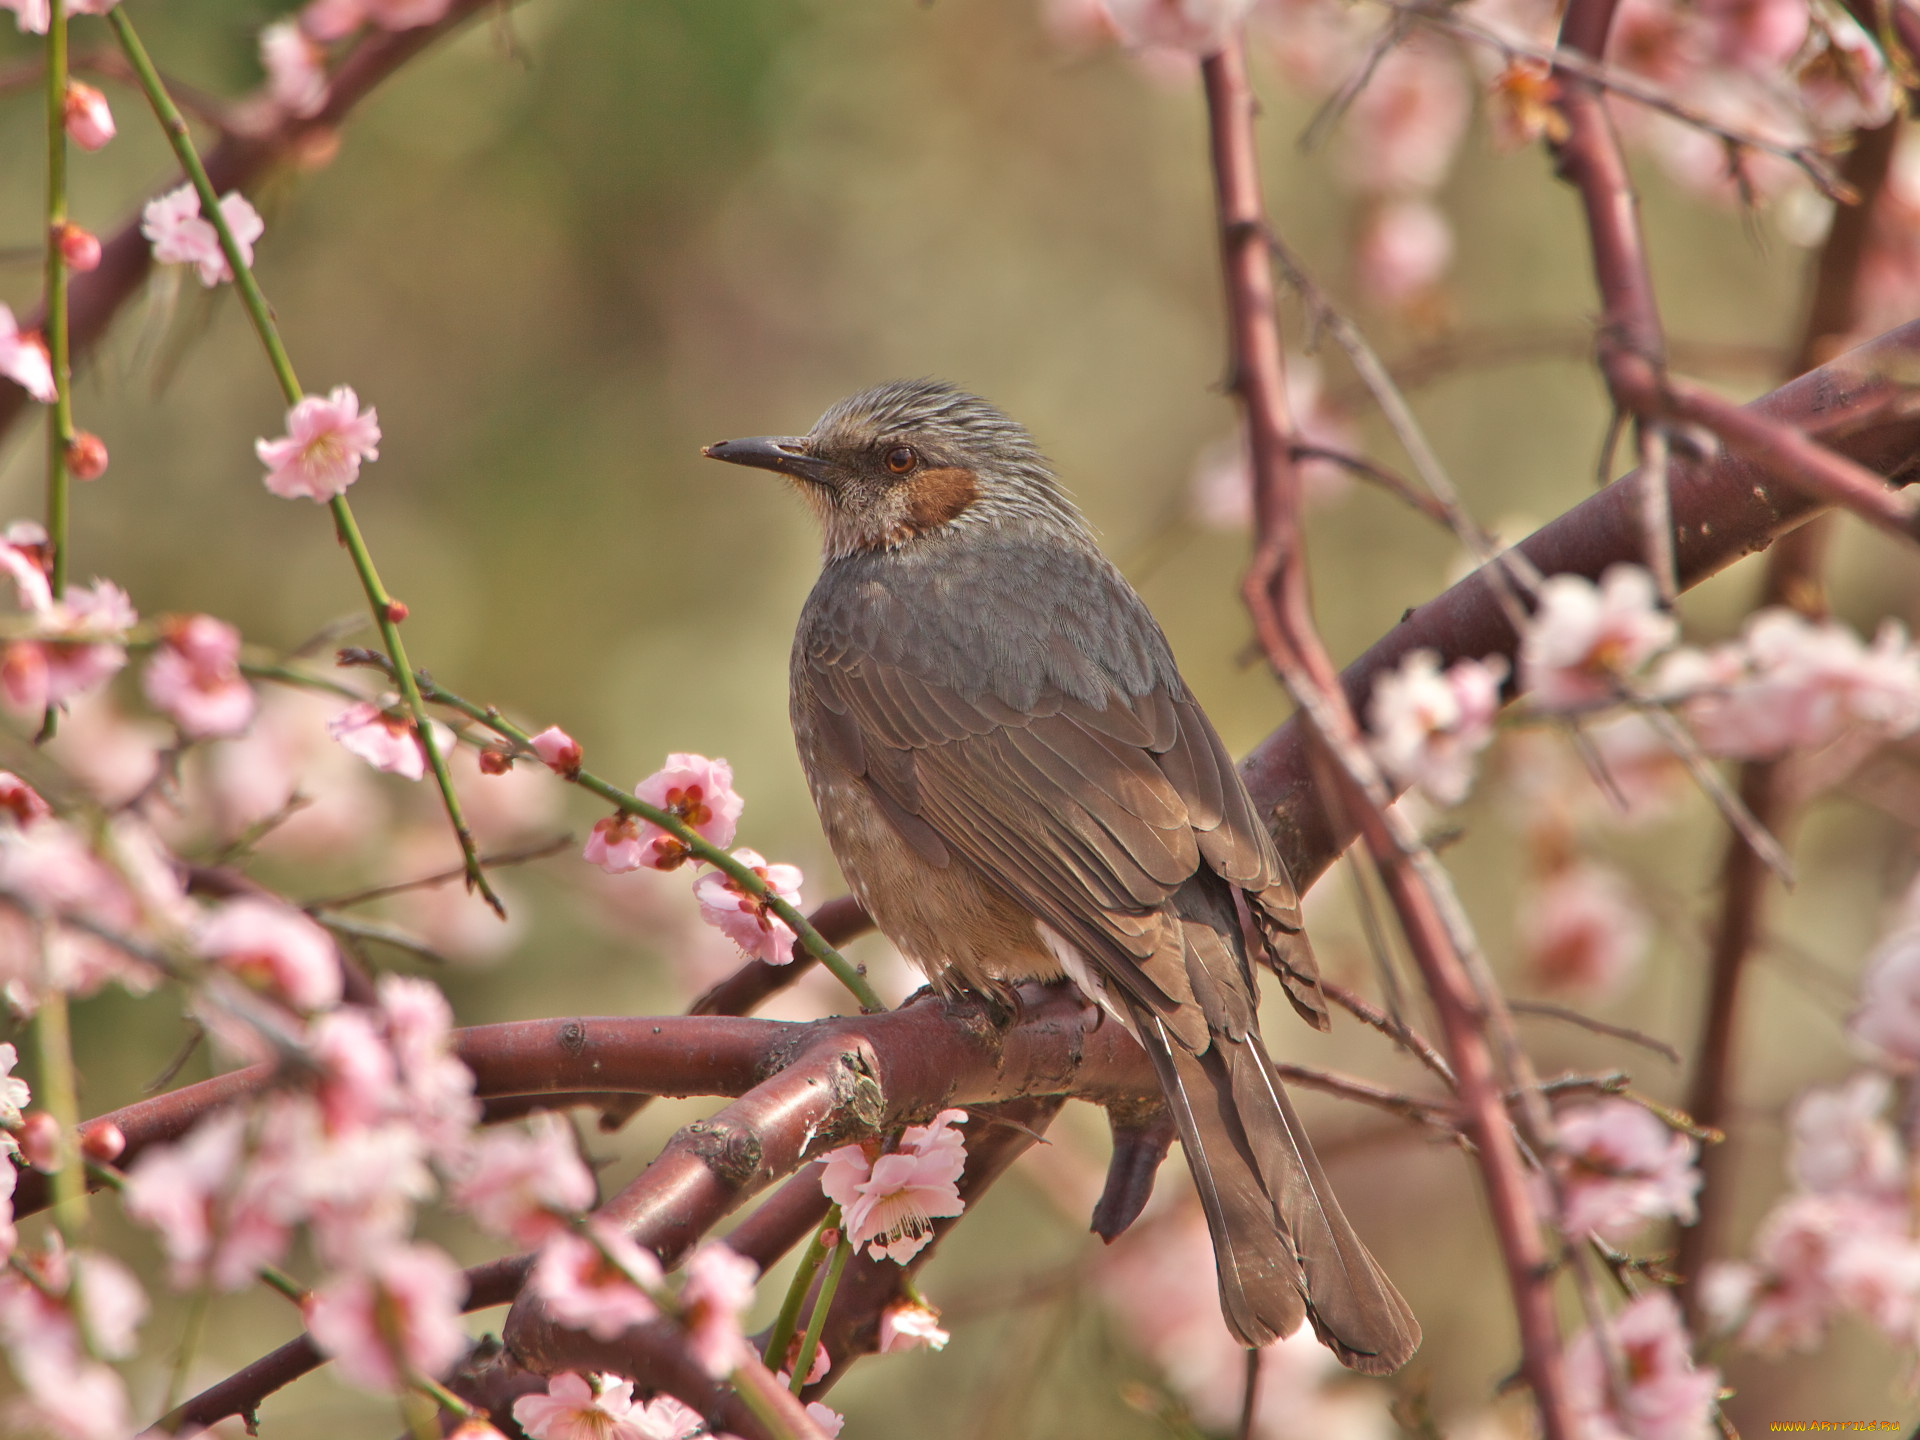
top-left (56, 223), bottom-right (101, 273)
top-left (66, 431), bottom-right (108, 481)
top-left (19, 1112), bottom-right (63, 1173)
top-left (478, 747), bottom-right (514, 776)
top-left (81, 1121), bottom-right (126, 1163)
top-left (63, 81), bottom-right (115, 152)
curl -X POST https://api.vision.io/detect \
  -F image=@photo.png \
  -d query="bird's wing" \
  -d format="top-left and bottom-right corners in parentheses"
top-left (800, 640), bottom-right (1325, 1037)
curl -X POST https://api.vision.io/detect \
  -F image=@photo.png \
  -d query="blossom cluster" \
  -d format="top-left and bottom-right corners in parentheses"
top-left (582, 752), bottom-right (809, 967)
top-left (1700, 885), bottom-right (1920, 1357)
top-left (1056, 0), bottom-right (1902, 317)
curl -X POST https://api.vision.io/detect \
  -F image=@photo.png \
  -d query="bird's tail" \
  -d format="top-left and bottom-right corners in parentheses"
top-left (1126, 924), bottom-right (1421, 1373)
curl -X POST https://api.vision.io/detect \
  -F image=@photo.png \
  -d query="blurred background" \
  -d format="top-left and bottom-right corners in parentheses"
top-left (0, 0), bottom-right (1912, 1434)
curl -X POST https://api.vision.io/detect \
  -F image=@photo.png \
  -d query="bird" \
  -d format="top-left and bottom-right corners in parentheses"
top-left (703, 378), bottom-right (1419, 1373)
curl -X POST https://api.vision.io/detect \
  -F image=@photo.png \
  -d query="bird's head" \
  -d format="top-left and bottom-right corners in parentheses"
top-left (703, 379), bottom-right (1087, 560)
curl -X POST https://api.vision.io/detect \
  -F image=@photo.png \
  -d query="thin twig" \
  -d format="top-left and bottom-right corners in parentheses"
top-left (1507, 1001), bottom-right (1682, 1065)
top-left (1383, 0), bottom-right (1851, 197)
top-left (105, 7), bottom-right (505, 919)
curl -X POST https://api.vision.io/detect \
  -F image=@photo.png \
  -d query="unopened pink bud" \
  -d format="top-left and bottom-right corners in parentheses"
top-left (63, 81), bottom-right (115, 152)
top-left (66, 431), bottom-right (108, 481)
top-left (19, 1112), bottom-right (63, 1173)
top-left (385, 599), bottom-right (409, 623)
top-left (56, 223), bottom-right (101, 273)
top-left (531, 725), bottom-right (582, 778)
top-left (81, 1121), bottom-right (126, 1163)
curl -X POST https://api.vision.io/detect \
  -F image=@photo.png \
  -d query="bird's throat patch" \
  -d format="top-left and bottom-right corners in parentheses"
top-left (901, 466), bottom-right (979, 534)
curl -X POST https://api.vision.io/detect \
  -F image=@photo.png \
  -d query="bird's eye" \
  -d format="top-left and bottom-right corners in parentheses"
top-left (884, 445), bottom-right (917, 474)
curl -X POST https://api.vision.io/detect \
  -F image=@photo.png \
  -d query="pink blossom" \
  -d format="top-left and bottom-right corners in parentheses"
top-left (512, 1372), bottom-right (658, 1440)
top-left (1703, 1192), bottom-right (1906, 1352)
top-left (532, 725), bottom-right (583, 777)
top-left (1339, 45), bottom-right (1470, 194)
top-left (1661, 609), bottom-right (1920, 759)
top-left (1, 0), bottom-right (49, 34)
top-left (584, 813), bottom-right (648, 873)
top-left (0, 520), bottom-right (52, 611)
top-left (194, 896), bottom-right (342, 1012)
top-left (879, 1299), bottom-right (951, 1352)
top-left (0, 1163), bottom-right (15, 1265)
top-left (61, 81), bottom-right (114, 151)
top-left (379, 974), bottom-right (480, 1160)
top-left (1850, 922), bottom-right (1920, 1067)
top-left (819, 1109), bottom-right (968, 1264)
top-left (328, 700), bottom-right (435, 779)
top-left (1565, 1291), bottom-right (1720, 1440)
top-left (304, 0), bottom-right (455, 35)
top-left (529, 1222), bottom-right (664, 1341)
top-left (4, 1355), bottom-right (130, 1440)
top-left (2, 579), bottom-right (134, 713)
top-left (449, 1111), bottom-right (596, 1245)
top-left (1796, 14), bottom-right (1896, 135)
top-left (1521, 565), bottom-right (1677, 709)
top-left (256, 385), bottom-right (382, 501)
top-left (0, 775), bottom-right (50, 830)
top-left (625, 753), bottom-right (745, 870)
top-left (634, 1394), bottom-right (706, 1440)
top-left (141, 184), bottom-right (265, 287)
top-left (144, 613), bottom-right (256, 738)
top-left (304, 1242), bottom-right (468, 1392)
top-left (1102, 0), bottom-right (1254, 54)
top-left (805, 1401), bottom-right (846, 1438)
top-left (261, 19), bottom-right (329, 117)
top-left (693, 849), bottom-right (803, 965)
top-left (310, 1007), bottom-right (400, 1133)
top-left (681, 1241), bottom-right (758, 1377)
top-left (1698, 0), bottom-right (1808, 69)
top-left (0, 306), bottom-right (54, 406)
top-left (1789, 1073), bottom-right (1903, 1197)
top-left (1354, 197), bottom-right (1454, 305)
top-left (0, 1044), bottom-right (30, 1129)
top-left (1517, 861), bottom-right (1651, 997)
top-left (0, 1238), bottom-right (146, 1376)
top-left (122, 1108), bottom-right (293, 1291)
top-left (1367, 649), bottom-right (1507, 805)
top-left (1549, 1099), bottom-right (1699, 1242)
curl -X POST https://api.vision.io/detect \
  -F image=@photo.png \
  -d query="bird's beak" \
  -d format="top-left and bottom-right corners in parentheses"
top-left (701, 435), bottom-right (835, 485)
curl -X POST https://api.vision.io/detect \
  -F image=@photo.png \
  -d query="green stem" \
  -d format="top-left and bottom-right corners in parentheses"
top-left (410, 1372), bottom-right (479, 1421)
top-left (44, 0), bottom-right (70, 600)
top-left (40, 0), bottom-right (71, 745)
top-left (351, 654), bottom-right (882, 1009)
top-left (33, 988), bottom-right (87, 1243)
top-left (257, 1264), bottom-right (308, 1306)
top-left (165, 1286), bottom-right (211, 1413)
top-left (107, 6), bottom-right (503, 920)
top-left (763, 1208), bottom-right (837, 1372)
top-left (790, 1229), bottom-right (847, 1396)
top-left (730, 1366), bottom-right (805, 1440)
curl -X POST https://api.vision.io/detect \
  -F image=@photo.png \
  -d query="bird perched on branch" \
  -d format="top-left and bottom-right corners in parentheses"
top-left (704, 379), bottom-right (1418, 1373)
